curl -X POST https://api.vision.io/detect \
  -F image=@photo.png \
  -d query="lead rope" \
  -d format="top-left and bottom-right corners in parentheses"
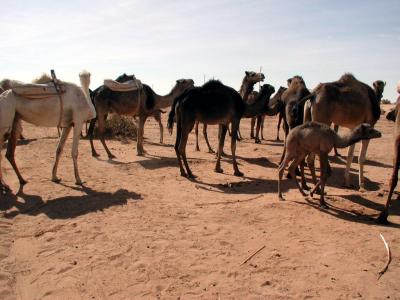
top-left (51, 70), bottom-right (64, 129)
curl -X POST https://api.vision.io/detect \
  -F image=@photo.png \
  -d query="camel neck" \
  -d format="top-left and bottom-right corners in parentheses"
top-left (334, 130), bottom-right (362, 148)
top-left (153, 88), bottom-right (177, 109)
top-left (239, 81), bottom-right (255, 102)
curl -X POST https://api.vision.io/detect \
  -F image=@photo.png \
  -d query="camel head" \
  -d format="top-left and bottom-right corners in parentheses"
top-left (373, 80), bottom-right (386, 100)
top-left (352, 123), bottom-right (382, 140)
top-left (115, 73), bottom-right (136, 83)
top-left (244, 71), bottom-right (265, 84)
top-left (386, 107), bottom-right (397, 122)
top-left (173, 79), bottom-right (195, 94)
top-left (259, 84), bottom-right (275, 99)
top-left (287, 75), bottom-right (305, 88)
top-left (79, 70), bottom-right (91, 90)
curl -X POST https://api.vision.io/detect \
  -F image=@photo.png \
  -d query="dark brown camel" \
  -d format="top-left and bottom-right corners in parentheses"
top-left (251, 86), bottom-right (286, 143)
top-left (88, 74), bottom-right (194, 158)
top-left (194, 71), bottom-right (264, 151)
top-left (278, 122), bottom-right (381, 207)
top-left (167, 81), bottom-right (275, 178)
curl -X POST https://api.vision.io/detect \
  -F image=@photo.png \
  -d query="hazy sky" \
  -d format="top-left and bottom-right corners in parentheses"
top-left (1, 0), bottom-right (399, 101)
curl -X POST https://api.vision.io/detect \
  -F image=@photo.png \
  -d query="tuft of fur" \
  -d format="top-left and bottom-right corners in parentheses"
top-left (32, 73), bottom-right (53, 84)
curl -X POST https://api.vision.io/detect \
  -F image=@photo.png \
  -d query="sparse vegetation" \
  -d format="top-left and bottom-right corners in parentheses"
top-left (94, 114), bottom-right (138, 139)
top-left (381, 99), bottom-right (391, 104)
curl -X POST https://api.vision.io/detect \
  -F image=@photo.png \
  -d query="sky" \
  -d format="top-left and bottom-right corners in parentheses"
top-left (1, 0), bottom-right (399, 101)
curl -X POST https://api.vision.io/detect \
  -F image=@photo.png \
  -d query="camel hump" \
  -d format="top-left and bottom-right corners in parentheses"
top-left (104, 79), bottom-right (142, 92)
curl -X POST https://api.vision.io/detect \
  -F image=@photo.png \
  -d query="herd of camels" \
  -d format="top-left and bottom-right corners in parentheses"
top-left (0, 70), bottom-right (399, 224)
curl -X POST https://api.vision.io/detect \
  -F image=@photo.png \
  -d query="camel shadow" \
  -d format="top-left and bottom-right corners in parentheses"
top-left (194, 176), bottom-right (288, 195)
top-left (236, 155), bottom-right (278, 168)
top-left (146, 141), bottom-right (174, 148)
top-left (0, 185), bottom-right (142, 219)
top-left (329, 155), bottom-right (392, 169)
top-left (291, 196), bottom-right (400, 227)
top-left (135, 155), bottom-right (180, 170)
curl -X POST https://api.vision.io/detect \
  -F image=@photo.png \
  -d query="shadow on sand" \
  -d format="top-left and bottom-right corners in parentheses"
top-left (291, 195), bottom-right (400, 228)
top-left (0, 185), bottom-right (142, 219)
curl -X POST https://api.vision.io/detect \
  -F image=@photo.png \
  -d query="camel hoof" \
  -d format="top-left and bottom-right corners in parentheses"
top-left (188, 174), bottom-right (197, 180)
top-left (255, 139), bottom-right (261, 144)
top-left (52, 177), bottom-right (62, 183)
top-left (215, 168), bottom-right (224, 174)
top-left (278, 196), bottom-right (285, 201)
top-left (195, 147), bottom-right (200, 152)
top-left (91, 151), bottom-right (100, 157)
top-left (19, 179), bottom-right (28, 186)
top-left (319, 203), bottom-right (329, 209)
top-left (75, 180), bottom-right (84, 186)
top-left (234, 171), bottom-right (244, 177)
top-left (375, 214), bottom-right (389, 224)
top-left (108, 154), bottom-right (116, 159)
top-left (358, 187), bottom-right (366, 193)
top-left (208, 149), bottom-right (215, 154)
top-left (137, 152), bottom-right (145, 157)
top-left (180, 172), bottom-right (187, 178)
top-left (302, 184), bottom-right (311, 191)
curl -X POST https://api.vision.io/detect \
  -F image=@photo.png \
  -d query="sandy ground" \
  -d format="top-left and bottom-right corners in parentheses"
top-left (0, 106), bottom-right (399, 299)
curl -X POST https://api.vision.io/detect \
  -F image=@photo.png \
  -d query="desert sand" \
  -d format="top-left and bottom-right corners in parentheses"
top-left (0, 108), bottom-right (399, 299)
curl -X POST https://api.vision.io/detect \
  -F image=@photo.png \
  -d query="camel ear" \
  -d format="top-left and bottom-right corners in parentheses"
top-left (245, 71), bottom-right (250, 76)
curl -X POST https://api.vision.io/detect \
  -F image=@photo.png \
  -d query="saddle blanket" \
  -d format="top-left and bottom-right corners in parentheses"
top-left (11, 83), bottom-right (65, 100)
top-left (104, 79), bottom-right (143, 92)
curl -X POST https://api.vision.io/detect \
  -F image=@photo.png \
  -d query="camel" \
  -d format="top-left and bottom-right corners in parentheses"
top-left (193, 71), bottom-right (264, 151)
top-left (167, 81), bottom-right (275, 178)
top-left (297, 74), bottom-right (382, 189)
top-left (88, 76), bottom-right (194, 158)
top-left (278, 122), bottom-right (381, 207)
top-left (377, 84), bottom-right (400, 223)
top-left (330, 80), bottom-right (385, 157)
top-left (251, 86), bottom-right (286, 143)
top-left (0, 71), bottom-right (96, 192)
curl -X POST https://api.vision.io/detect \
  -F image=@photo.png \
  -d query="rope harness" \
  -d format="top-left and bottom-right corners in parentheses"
top-left (50, 70), bottom-right (64, 128)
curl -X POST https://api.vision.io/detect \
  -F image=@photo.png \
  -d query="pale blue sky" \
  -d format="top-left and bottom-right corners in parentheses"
top-left (1, 0), bottom-right (399, 100)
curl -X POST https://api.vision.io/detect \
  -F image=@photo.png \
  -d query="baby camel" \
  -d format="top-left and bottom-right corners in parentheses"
top-left (278, 122), bottom-right (381, 207)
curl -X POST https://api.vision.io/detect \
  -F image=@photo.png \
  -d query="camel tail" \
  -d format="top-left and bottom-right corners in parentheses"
top-left (167, 97), bottom-right (179, 135)
top-left (167, 91), bottom-right (189, 135)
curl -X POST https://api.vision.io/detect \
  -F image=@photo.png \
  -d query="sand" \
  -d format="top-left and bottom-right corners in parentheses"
top-left (0, 108), bottom-right (399, 299)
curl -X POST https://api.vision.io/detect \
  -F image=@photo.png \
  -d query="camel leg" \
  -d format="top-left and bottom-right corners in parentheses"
top-left (174, 111), bottom-right (187, 177)
top-left (276, 113), bottom-right (283, 141)
top-left (194, 121), bottom-right (200, 151)
top-left (98, 114), bottom-right (116, 159)
top-left (299, 160), bottom-right (310, 190)
top-left (333, 124), bottom-right (341, 157)
top-left (344, 144), bottom-right (356, 187)
top-left (250, 118), bottom-right (256, 139)
top-left (52, 126), bottom-right (72, 183)
top-left (5, 117), bottom-right (27, 185)
top-left (71, 123), bottom-right (84, 185)
top-left (0, 136), bottom-right (11, 194)
top-left (154, 112), bottom-right (163, 144)
top-left (215, 124), bottom-right (228, 174)
top-left (288, 154), bottom-right (308, 197)
top-left (318, 153), bottom-right (329, 208)
top-left (358, 139), bottom-right (370, 190)
top-left (377, 141), bottom-right (400, 223)
top-left (179, 118), bottom-right (196, 179)
top-left (88, 118), bottom-right (99, 157)
top-left (307, 153), bottom-right (318, 185)
top-left (278, 154), bottom-right (292, 200)
top-left (254, 116), bottom-right (262, 144)
top-left (136, 115), bottom-right (148, 156)
top-left (230, 120), bottom-right (243, 176)
top-left (203, 124), bottom-right (214, 153)
top-left (260, 116), bottom-right (265, 140)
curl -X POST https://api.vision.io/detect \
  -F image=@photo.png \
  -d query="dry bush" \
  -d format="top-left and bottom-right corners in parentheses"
top-left (381, 99), bottom-right (391, 105)
top-left (93, 114), bottom-right (138, 140)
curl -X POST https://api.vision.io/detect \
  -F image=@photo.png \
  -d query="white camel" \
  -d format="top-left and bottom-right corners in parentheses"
top-left (0, 71), bottom-right (96, 193)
